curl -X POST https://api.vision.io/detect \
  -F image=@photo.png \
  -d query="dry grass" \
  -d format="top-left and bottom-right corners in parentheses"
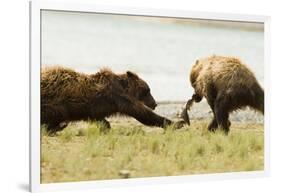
top-left (41, 118), bottom-right (264, 183)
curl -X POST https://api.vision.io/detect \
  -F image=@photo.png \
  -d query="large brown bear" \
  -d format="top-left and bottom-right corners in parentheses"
top-left (41, 66), bottom-right (176, 134)
top-left (181, 55), bottom-right (264, 134)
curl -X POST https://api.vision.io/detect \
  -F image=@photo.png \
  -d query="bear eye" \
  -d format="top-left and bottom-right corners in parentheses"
top-left (140, 89), bottom-right (150, 98)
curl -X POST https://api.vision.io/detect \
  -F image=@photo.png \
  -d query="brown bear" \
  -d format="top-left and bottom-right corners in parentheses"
top-left (181, 55), bottom-right (264, 134)
top-left (41, 66), bottom-right (176, 134)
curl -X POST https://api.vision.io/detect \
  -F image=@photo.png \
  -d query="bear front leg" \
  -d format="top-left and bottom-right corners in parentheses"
top-left (207, 116), bottom-right (231, 133)
top-left (208, 117), bottom-right (218, 132)
top-left (206, 97), bottom-right (218, 132)
top-left (214, 98), bottom-right (230, 134)
top-left (114, 95), bottom-right (172, 128)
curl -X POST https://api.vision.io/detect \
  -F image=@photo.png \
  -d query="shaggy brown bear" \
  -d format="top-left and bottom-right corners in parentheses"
top-left (181, 55), bottom-right (264, 134)
top-left (41, 66), bottom-right (177, 134)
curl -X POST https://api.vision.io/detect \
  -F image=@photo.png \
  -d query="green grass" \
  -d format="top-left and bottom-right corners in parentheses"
top-left (41, 119), bottom-right (264, 183)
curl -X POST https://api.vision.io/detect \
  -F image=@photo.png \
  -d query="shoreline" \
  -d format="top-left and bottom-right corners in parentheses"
top-left (154, 101), bottom-right (264, 124)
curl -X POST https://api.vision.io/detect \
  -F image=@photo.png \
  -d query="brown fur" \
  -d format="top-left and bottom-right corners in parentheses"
top-left (41, 66), bottom-right (173, 134)
top-left (183, 55), bottom-right (264, 134)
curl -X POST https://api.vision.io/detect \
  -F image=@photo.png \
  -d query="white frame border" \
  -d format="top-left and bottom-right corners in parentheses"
top-left (29, 1), bottom-right (271, 192)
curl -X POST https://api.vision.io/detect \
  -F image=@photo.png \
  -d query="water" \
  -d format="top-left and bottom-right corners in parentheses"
top-left (41, 10), bottom-right (264, 123)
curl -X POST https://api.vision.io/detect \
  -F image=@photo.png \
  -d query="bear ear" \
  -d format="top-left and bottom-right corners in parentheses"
top-left (126, 71), bottom-right (138, 79)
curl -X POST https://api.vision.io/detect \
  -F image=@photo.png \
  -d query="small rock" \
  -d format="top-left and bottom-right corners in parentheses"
top-left (76, 129), bottom-right (86, 136)
top-left (118, 170), bottom-right (131, 179)
top-left (83, 168), bottom-right (91, 175)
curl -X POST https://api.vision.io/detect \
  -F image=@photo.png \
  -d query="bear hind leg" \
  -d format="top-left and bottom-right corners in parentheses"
top-left (45, 122), bottom-right (68, 136)
top-left (41, 104), bottom-right (68, 135)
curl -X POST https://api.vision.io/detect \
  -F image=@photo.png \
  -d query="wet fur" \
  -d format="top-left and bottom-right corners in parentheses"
top-left (41, 66), bottom-right (172, 134)
top-left (184, 55), bottom-right (264, 134)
